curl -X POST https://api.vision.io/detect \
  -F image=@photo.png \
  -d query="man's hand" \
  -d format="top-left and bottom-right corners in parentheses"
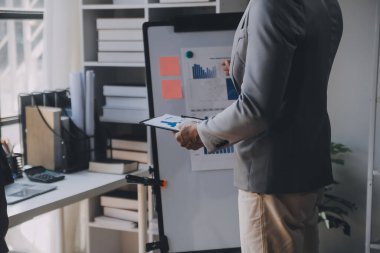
top-left (175, 122), bottom-right (204, 150)
top-left (222, 60), bottom-right (230, 76)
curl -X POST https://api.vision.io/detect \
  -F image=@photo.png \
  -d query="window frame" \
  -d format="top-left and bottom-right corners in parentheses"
top-left (0, 10), bottom-right (43, 20)
top-left (0, 9), bottom-right (43, 137)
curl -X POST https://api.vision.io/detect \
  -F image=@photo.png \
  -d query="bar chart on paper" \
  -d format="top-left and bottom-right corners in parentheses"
top-left (192, 64), bottom-right (217, 79)
top-left (191, 142), bottom-right (236, 171)
top-left (182, 47), bottom-right (238, 113)
top-left (203, 145), bottom-right (234, 155)
top-left (181, 46), bottom-right (237, 171)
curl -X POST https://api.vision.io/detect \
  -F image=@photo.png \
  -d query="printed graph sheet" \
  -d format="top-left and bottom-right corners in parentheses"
top-left (181, 46), bottom-right (238, 171)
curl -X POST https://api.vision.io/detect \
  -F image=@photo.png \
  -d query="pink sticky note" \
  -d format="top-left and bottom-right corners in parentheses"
top-left (161, 80), bottom-right (183, 100)
top-left (160, 57), bottom-right (180, 76)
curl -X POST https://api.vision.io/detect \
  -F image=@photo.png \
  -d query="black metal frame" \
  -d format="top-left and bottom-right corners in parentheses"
top-left (0, 116), bottom-right (19, 126)
top-left (142, 13), bottom-right (243, 253)
top-left (0, 10), bottom-right (43, 20)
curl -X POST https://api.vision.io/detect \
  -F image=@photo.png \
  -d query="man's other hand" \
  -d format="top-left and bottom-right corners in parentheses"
top-left (222, 60), bottom-right (230, 76)
top-left (175, 123), bottom-right (204, 150)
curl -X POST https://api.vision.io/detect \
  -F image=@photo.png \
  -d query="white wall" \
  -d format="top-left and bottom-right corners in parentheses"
top-left (321, 0), bottom-right (379, 252)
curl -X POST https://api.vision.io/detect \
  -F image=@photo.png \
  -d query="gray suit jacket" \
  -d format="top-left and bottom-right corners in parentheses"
top-left (197, 0), bottom-right (343, 193)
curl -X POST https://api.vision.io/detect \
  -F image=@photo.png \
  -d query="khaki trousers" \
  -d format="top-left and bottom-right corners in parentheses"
top-left (238, 189), bottom-right (323, 253)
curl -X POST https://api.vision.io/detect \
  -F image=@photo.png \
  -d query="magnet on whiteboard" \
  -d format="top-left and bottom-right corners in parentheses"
top-left (185, 51), bottom-right (194, 58)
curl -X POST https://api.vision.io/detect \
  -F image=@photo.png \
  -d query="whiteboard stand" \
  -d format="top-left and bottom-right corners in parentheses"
top-left (138, 13), bottom-right (244, 253)
top-left (126, 173), bottom-right (169, 252)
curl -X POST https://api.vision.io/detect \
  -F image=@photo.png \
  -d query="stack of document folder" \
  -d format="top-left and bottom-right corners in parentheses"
top-left (96, 18), bottom-right (145, 63)
top-left (100, 85), bottom-right (148, 124)
top-left (106, 137), bottom-right (149, 164)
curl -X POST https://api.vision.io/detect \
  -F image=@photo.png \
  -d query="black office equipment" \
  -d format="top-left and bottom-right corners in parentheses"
top-left (140, 13), bottom-right (243, 252)
top-left (19, 89), bottom-right (71, 163)
top-left (24, 166), bottom-right (65, 183)
top-left (19, 90), bottom-right (90, 173)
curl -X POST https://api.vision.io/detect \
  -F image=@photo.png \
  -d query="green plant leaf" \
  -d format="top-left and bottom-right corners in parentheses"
top-left (319, 205), bottom-right (349, 217)
top-left (331, 158), bottom-right (344, 165)
top-left (319, 213), bottom-right (351, 236)
top-left (325, 142), bottom-right (354, 236)
top-left (331, 142), bottom-right (352, 155)
top-left (323, 194), bottom-right (357, 211)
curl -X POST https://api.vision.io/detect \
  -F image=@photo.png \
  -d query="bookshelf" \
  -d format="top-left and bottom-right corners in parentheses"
top-left (80, 0), bottom-right (248, 252)
top-left (86, 177), bottom-right (151, 253)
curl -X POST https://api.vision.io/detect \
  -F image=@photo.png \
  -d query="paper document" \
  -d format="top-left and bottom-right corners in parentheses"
top-left (180, 46), bottom-right (236, 171)
top-left (140, 114), bottom-right (203, 132)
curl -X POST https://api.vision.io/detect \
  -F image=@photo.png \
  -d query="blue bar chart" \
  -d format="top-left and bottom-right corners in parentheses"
top-left (204, 145), bottom-right (234, 155)
top-left (192, 64), bottom-right (217, 79)
top-left (226, 78), bottom-right (238, 100)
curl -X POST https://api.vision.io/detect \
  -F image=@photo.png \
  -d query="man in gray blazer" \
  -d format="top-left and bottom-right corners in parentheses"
top-left (175, 0), bottom-right (343, 252)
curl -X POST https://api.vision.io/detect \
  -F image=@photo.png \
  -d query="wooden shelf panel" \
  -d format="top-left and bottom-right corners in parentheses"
top-left (84, 61), bottom-right (145, 67)
top-left (82, 2), bottom-right (216, 9)
top-left (82, 4), bottom-right (146, 9)
top-left (89, 221), bottom-right (159, 236)
top-left (148, 2), bottom-right (216, 8)
top-left (89, 221), bottom-right (139, 232)
top-left (370, 242), bottom-right (380, 250)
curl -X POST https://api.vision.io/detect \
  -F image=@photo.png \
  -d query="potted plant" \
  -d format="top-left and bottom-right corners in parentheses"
top-left (318, 142), bottom-right (357, 235)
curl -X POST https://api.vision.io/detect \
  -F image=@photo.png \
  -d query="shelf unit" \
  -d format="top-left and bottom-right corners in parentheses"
top-left (86, 179), bottom-right (151, 253)
top-left (80, 0), bottom-right (248, 252)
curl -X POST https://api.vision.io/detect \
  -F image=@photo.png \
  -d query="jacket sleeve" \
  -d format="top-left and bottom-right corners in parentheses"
top-left (197, 0), bottom-right (305, 152)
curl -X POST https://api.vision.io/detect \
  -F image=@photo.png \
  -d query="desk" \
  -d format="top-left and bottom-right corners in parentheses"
top-left (7, 168), bottom-right (149, 253)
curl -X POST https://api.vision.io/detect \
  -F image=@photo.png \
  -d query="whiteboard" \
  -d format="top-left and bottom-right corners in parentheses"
top-left (144, 15), bottom-right (242, 253)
